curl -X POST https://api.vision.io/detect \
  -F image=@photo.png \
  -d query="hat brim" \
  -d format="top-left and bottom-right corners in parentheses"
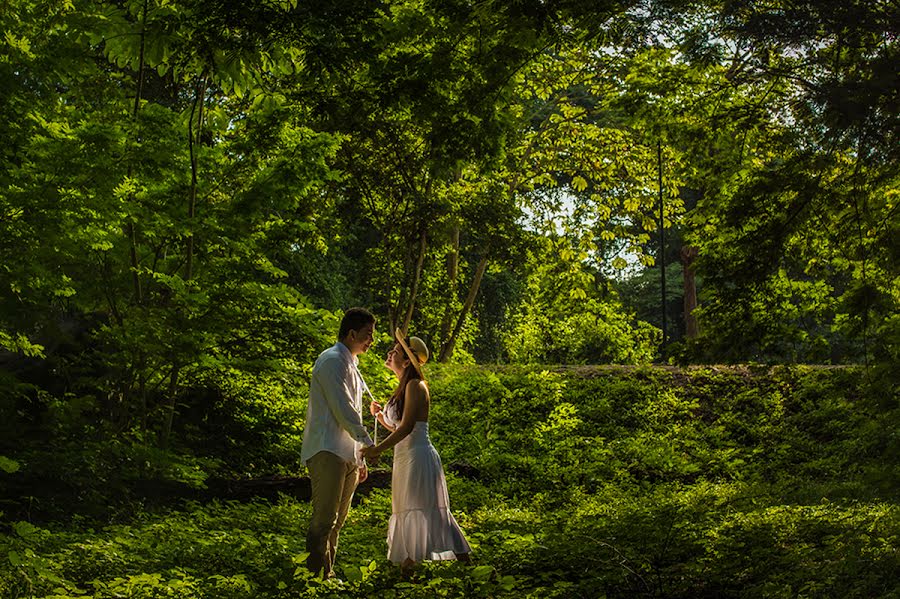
top-left (395, 329), bottom-right (425, 380)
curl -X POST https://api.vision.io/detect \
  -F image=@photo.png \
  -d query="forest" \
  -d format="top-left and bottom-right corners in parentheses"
top-left (1, 0), bottom-right (897, 597)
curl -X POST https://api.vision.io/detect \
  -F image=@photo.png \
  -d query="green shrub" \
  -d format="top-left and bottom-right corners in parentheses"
top-left (2, 365), bottom-right (897, 598)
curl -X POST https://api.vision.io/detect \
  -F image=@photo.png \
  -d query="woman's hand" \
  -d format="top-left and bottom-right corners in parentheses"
top-left (369, 400), bottom-right (382, 417)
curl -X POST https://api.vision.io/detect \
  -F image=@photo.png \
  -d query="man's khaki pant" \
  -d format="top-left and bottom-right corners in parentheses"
top-left (305, 451), bottom-right (359, 578)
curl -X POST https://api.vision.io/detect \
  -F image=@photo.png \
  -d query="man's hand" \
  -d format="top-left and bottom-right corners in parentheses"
top-left (358, 463), bottom-right (368, 483)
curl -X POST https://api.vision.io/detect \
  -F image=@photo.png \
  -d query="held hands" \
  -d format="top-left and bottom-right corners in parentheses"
top-left (363, 402), bottom-right (383, 465)
top-left (359, 444), bottom-right (380, 464)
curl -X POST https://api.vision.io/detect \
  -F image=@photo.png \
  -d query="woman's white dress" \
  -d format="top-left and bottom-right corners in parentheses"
top-left (382, 403), bottom-right (470, 563)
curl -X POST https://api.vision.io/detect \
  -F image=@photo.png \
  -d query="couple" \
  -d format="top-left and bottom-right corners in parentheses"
top-left (300, 308), bottom-right (470, 578)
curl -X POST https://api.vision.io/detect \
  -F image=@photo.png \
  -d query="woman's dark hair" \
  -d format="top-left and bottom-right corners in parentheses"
top-left (338, 307), bottom-right (375, 339)
top-left (387, 341), bottom-right (426, 418)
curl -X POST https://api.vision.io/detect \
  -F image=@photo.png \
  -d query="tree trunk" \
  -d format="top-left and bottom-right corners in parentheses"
top-left (125, 0), bottom-right (150, 305)
top-left (387, 228), bottom-right (402, 334)
top-left (160, 78), bottom-right (205, 448)
top-left (399, 229), bottom-right (427, 336)
top-left (680, 245), bottom-right (699, 338)
top-left (186, 76), bottom-right (206, 281)
top-left (657, 140), bottom-right (666, 345)
top-left (160, 365), bottom-right (180, 448)
top-left (139, 371), bottom-right (148, 433)
top-left (439, 253), bottom-right (488, 362)
top-left (439, 223), bottom-right (460, 344)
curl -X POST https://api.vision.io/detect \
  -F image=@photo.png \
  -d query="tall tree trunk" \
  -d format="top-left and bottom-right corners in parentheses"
top-left (389, 246), bottom-right (406, 335)
top-left (124, 0), bottom-right (149, 426)
top-left (186, 75), bottom-right (206, 281)
top-left (657, 140), bottom-right (667, 345)
top-left (680, 245), bottom-right (699, 338)
top-left (160, 78), bottom-right (205, 447)
top-left (160, 365), bottom-right (180, 448)
top-left (126, 0), bottom-right (149, 304)
top-left (439, 223), bottom-right (460, 344)
top-left (139, 372), bottom-right (148, 433)
top-left (439, 253), bottom-right (488, 362)
top-left (399, 229), bottom-right (427, 336)
top-left (387, 225), bottom-right (402, 334)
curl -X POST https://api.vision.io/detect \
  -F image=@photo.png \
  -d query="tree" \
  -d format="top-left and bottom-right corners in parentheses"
top-left (678, 0), bottom-right (899, 363)
top-left (501, 231), bottom-right (659, 364)
top-left (0, 0), bottom-right (357, 448)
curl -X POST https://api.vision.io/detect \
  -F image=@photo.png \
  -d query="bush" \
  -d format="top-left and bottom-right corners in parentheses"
top-left (2, 365), bottom-right (897, 598)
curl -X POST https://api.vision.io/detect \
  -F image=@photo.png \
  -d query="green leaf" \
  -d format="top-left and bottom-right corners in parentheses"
top-left (14, 521), bottom-right (39, 539)
top-left (0, 456), bottom-right (20, 473)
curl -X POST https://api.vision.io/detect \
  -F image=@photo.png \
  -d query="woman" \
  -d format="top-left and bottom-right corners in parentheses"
top-left (360, 331), bottom-right (471, 571)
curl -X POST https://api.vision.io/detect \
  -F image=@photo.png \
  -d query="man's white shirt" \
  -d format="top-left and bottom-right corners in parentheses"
top-left (301, 342), bottom-right (374, 467)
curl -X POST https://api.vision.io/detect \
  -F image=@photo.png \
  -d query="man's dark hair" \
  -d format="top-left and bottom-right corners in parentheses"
top-left (339, 307), bottom-right (376, 339)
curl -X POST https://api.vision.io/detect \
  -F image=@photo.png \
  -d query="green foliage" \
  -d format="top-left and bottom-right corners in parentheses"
top-left (2, 365), bottom-right (898, 598)
top-left (0, 331), bottom-right (44, 357)
top-left (2, 0), bottom-right (897, 593)
top-left (0, 456), bottom-right (19, 474)
top-left (0, 0), bottom-right (350, 461)
top-left (501, 235), bottom-right (659, 364)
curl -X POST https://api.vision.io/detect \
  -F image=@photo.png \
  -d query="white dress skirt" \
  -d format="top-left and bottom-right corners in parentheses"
top-left (383, 405), bottom-right (471, 563)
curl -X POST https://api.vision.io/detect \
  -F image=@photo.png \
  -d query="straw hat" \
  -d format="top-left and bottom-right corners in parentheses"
top-left (395, 329), bottom-right (429, 379)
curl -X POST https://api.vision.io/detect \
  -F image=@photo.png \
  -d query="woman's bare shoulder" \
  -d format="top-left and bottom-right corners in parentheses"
top-left (405, 378), bottom-right (429, 395)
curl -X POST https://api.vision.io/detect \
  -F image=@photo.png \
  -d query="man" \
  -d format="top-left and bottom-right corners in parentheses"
top-left (301, 307), bottom-right (376, 578)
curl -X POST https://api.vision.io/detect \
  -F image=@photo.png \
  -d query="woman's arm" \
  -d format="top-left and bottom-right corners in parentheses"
top-left (369, 399), bottom-right (394, 431)
top-left (370, 400), bottom-right (396, 432)
top-left (376, 410), bottom-right (395, 432)
top-left (361, 381), bottom-right (423, 458)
